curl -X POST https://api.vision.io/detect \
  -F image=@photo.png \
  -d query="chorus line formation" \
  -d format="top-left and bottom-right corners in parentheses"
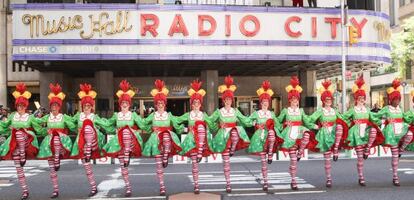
top-left (0, 75), bottom-right (413, 200)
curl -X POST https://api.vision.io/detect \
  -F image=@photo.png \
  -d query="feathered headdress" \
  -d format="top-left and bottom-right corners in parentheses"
top-left (387, 78), bottom-right (402, 104)
top-left (78, 83), bottom-right (97, 108)
top-left (48, 83), bottom-right (65, 107)
top-left (218, 75), bottom-right (237, 102)
top-left (318, 79), bottom-right (335, 103)
top-left (188, 79), bottom-right (206, 105)
top-left (151, 79), bottom-right (169, 104)
top-left (12, 83), bottom-right (31, 108)
top-left (257, 80), bottom-right (274, 102)
top-left (285, 76), bottom-right (302, 100)
top-left (352, 75), bottom-right (366, 102)
top-left (116, 80), bottom-right (135, 106)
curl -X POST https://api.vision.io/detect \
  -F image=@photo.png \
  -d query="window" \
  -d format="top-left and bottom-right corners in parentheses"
top-left (347, 0), bottom-right (375, 11)
top-left (375, 0), bottom-right (381, 11)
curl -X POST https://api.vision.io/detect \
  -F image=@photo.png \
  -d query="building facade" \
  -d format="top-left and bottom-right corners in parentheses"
top-left (1, 0), bottom-right (392, 117)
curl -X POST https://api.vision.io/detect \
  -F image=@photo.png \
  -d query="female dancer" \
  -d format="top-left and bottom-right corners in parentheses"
top-left (70, 84), bottom-right (106, 197)
top-left (277, 76), bottom-right (316, 190)
top-left (37, 83), bottom-right (76, 198)
top-left (342, 75), bottom-right (384, 186)
top-left (0, 83), bottom-right (42, 200)
top-left (374, 78), bottom-right (413, 186)
top-left (140, 79), bottom-right (183, 196)
top-left (102, 80), bottom-right (144, 197)
top-left (176, 80), bottom-right (216, 194)
top-left (247, 80), bottom-right (283, 191)
top-left (308, 79), bottom-right (348, 187)
top-left (209, 75), bottom-right (251, 193)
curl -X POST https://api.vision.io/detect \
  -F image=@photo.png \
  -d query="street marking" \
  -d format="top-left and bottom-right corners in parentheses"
top-left (274, 190), bottom-right (326, 195)
top-left (129, 170), bottom-right (262, 176)
top-left (92, 168), bottom-right (125, 199)
top-left (227, 193), bottom-right (268, 196)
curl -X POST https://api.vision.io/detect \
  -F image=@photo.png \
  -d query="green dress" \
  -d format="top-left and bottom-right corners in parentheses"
top-left (404, 110), bottom-right (414, 151)
top-left (375, 106), bottom-right (410, 147)
top-left (102, 111), bottom-right (144, 158)
top-left (70, 112), bottom-right (106, 159)
top-left (308, 108), bottom-right (344, 152)
top-left (140, 111), bottom-right (184, 157)
top-left (247, 110), bottom-right (281, 154)
top-left (175, 111), bottom-right (217, 157)
top-left (37, 113), bottom-right (76, 159)
top-left (277, 107), bottom-right (315, 150)
top-left (209, 107), bottom-right (251, 153)
top-left (342, 106), bottom-right (381, 148)
top-left (0, 112), bottom-right (43, 159)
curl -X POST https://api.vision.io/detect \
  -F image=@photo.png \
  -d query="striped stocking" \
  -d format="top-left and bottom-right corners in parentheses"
top-left (162, 132), bottom-right (172, 167)
top-left (15, 131), bottom-right (27, 166)
top-left (191, 154), bottom-right (200, 193)
top-left (52, 135), bottom-right (62, 171)
top-left (333, 124), bottom-right (343, 159)
top-left (364, 128), bottom-right (377, 158)
top-left (122, 128), bottom-right (133, 167)
top-left (48, 159), bottom-right (59, 195)
top-left (324, 151), bottom-right (332, 186)
top-left (297, 132), bottom-right (310, 160)
top-left (260, 152), bottom-right (268, 190)
top-left (12, 153), bottom-right (28, 197)
top-left (222, 151), bottom-right (231, 192)
top-left (229, 129), bottom-right (239, 156)
top-left (288, 148), bottom-right (298, 189)
top-left (391, 146), bottom-right (400, 185)
top-left (196, 124), bottom-right (206, 162)
top-left (399, 131), bottom-right (414, 155)
top-left (355, 146), bottom-right (365, 185)
top-left (83, 124), bottom-right (97, 162)
top-left (81, 159), bottom-right (97, 193)
top-left (155, 155), bottom-right (166, 195)
top-left (267, 129), bottom-right (276, 163)
top-left (118, 155), bottom-right (131, 196)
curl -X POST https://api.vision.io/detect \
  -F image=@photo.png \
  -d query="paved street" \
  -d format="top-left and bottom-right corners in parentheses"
top-left (0, 153), bottom-right (414, 200)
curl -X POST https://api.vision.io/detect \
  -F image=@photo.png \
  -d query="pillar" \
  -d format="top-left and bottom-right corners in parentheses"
top-left (299, 70), bottom-right (317, 114)
top-left (200, 70), bottom-right (218, 115)
top-left (94, 71), bottom-right (114, 117)
top-left (0, 4), bottom-right (7, 106)
top-left (39, 71), bottom-right (73, 112)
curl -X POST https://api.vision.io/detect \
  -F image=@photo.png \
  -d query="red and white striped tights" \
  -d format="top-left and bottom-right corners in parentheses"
top-left (118, 128), bottom-right (134, 196)
top-left (82, 125), bottom-right (98, 193)
top-left (13, 131), bottom-right (29, 198)
top-left (222, 129), bottom-right (240, 192)
top-left (267, 129), bottom-right (276, 162)
top-left (323, 124), bottom-right (344, 187)
top-left (390, 131), bottom-right (413, 185)
top-left (48, 134), bottom-right (63, 197)
top-left (297, 132), bottom-right (310, 160)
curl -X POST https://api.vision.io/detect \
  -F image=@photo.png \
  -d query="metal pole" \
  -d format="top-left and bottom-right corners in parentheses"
top-left (341, 0), bottom-right (347, 112)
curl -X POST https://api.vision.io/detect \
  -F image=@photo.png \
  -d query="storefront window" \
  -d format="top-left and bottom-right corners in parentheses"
top-left (371, 90), bottom-right (386, 108)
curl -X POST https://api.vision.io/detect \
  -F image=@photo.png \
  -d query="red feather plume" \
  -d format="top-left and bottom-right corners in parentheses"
top-left (224, 75), bottom-right (233, 88)
top-left (49, 83), bottom-right (62, 95)
top-left (119, 80), bottom-right (130, 92)
top-left (322, 79), bottom-right (332, 89)
top-left (191, 79), bottom-right (202, 92)
top-left (392, 79), bottom-right (401, 89)
top-left (262, 80), bottom-right (271, 91)
top-left (154, 79), bottom-right (165, 90)
top-left (355, 75), bottom-right (365, 89)
top-left (80, 83), bottom-right (92, 94)
top-left (290, 76), bottom-right (299, 88)
top-left (16, 83), bottom-right (26, 93)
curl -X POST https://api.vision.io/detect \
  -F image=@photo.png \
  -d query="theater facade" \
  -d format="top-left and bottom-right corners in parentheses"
top-left (10, 3), bottom-right (391, 117)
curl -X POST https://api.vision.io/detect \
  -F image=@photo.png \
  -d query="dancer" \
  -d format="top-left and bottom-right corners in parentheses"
top-left (210, 75), bottom-right (251, 193)
top-left (140, 79), bottom-right (184, 196)
top-left (247, 80), bottom-right (283, 191)
top-left (374, 78), bottom-right (413, 186)
top-left (342, 75), bottom-right (384, 186)
top-left (308, 79), bottom-right (348, 188)
top-left (176, 80), bottom-right (216, 194)
top-left (277, 76), bottom-right (316, 190)
top-left (37, 83), bottom-right (76, 198)
top-left (70, 84), bottom-right (106, 197)
top-left (0, 83), bottom-right (42, 200)
top-left (102, 80), bottom-right (144, 197)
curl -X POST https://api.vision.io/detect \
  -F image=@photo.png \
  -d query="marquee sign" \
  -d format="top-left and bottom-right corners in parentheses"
top-left (12, 4), bottom-right (391, 63)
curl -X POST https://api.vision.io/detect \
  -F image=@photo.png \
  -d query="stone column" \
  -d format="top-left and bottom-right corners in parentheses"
top-left (39, 71), bottom-right (74, 112)
top-left (94, 71), bottom-right (114, 117)
top-left (299, 70), bottom-right (317, 114)
top-left (200, 70), bottom-right (218, 115)
top-left (0, 4), bottom-right (7, 106)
